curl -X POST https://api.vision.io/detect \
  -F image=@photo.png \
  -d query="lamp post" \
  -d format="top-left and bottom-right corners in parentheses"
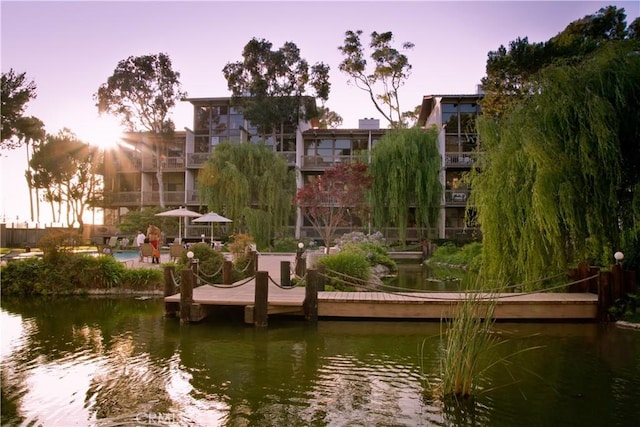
top-left (614, 251), bottom-right (624, 265)
top-left (296, 242), bottom-right (305, 277)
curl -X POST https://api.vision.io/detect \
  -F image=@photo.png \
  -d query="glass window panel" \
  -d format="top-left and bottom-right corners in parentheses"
top-left (194, 107), bottom-right (210, 132)
top-left (195, 136), bottom-right (209, 153)
top-left (459, 103), bottom-right (478, 114)
top-left (306, 140), bottom-right (318, 156)
top-left (441, 103), bottom-right (457, 113)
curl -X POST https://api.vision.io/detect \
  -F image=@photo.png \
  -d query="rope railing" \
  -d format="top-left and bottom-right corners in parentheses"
top-left (319, 266), bottom-right (600, 301)
top-left (375, 271), bottom-right (567, 294)
top-left (196, 262), bottom-right (223, 278)
top-left (169, 268), bottom-right (181, 288)
top-left (267, 273), bottom-right (299, 289)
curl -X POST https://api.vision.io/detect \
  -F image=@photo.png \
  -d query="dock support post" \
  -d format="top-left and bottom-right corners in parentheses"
top-left (281, 261), bottom-right (291, 288)
top-left (304, 268), bottom-right (318, 321)
top-left (180, 265), bottom-right (194, 323)
top-left (611, 263), bottom-right (624, 302)
top-left (598, 271), bottom-right (612, 321)
top-left (254, 271), bottom-right (269, 327)
top-left (223, 260), bottom-right (233, 285)
top-left (163, 265), bottom-right (177, 317)
top-left (295, 249), bottom-right (306, 277)
top-left (317, 264), bottom-right (326, 291)
top-left (248, 250), bottom-right (257, 276)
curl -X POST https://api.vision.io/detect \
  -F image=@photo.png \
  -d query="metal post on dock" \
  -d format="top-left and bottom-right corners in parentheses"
top-left (180, 264), bottom-right (194, 323)
top-left (254, 271), bottom-right (269, 327)
top-left (304, 268), bottom-right (318, 321)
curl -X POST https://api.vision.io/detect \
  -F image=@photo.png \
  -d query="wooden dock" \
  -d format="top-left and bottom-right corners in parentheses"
top-left (164, 255), bottom-right (599, 323)
top-left (163, 254), bottom-right (606, 323)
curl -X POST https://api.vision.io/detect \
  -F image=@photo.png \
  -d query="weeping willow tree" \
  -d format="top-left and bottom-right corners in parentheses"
top-left (370, 127), bottom-right (442, 243)
top-left (198, 141), bottom-right (295, 248)
top-left (470, 40), bottom-right (640, 286)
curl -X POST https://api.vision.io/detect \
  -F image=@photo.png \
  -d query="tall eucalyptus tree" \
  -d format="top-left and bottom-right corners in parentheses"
top-left (338, 30), bottom-right (414, 128)
top-left (223, 38), bottom-right (330, 141)
top-left (95, 53), bottom-right (186, 208)
top-left (15, 116), bottom-right (45, 221)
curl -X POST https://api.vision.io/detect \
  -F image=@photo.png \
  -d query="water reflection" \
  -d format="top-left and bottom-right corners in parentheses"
top-left (1, 297), bottom-right (639, 426)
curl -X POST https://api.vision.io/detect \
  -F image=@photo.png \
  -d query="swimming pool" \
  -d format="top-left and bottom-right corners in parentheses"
top-left (113, 251), bottom-right (140, 261)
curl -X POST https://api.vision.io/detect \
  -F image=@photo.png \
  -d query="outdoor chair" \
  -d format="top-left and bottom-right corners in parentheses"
top-left (140, 243), bottom-right (154, 262)
top-left (169, 243), bottom-right (183, 262)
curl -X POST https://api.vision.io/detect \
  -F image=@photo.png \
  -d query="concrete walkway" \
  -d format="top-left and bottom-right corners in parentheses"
top-left (122, 251), bottom-right (297, 279)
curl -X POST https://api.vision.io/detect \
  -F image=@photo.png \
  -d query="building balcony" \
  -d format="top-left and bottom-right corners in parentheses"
top-left (444, 189), bottom-right (470, 206)
top-left (444, 227), bottom-right (481, 240)
top-left (141, 191), bottom-right (187, 205)
top-left (140, 156), bottom-right (186, 171)
top-left (444, 151), bottom-right (476, 168)
top-left (277, 151), bottom-right (296, 166)
top-left (301, 155), bottom-right (361, 170)
top-left (186, 152), bottom-right (210, 168)
top-left (110, 192), bottom-right (142, 206)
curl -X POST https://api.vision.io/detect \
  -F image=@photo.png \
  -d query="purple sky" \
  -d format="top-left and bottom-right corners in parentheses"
top-left (2, 1), bottom-right (639, 223)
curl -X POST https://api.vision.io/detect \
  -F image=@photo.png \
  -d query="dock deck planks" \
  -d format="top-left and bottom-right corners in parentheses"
top-left (165, 278), bottom-right (599, 320)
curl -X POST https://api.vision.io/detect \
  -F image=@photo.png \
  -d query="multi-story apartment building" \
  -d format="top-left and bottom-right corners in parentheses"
top-left (101, 94), bottom-right (482, 243)
top-left (417, 93), bottom-right (483, 240)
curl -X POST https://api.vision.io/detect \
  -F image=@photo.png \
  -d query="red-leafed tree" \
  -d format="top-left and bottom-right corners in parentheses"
top-left (295, 162), bottom-right (373, 250)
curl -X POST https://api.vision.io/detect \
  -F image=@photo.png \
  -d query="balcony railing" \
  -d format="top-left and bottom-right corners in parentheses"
top-left (277, 151), bottom-right (296, 166)
top-left (445, 152), bottom-right (475, 168)
top-left (140, 156), bottom-right (186, 171)
top-left (444, 227), bottom-right (481, 240)
top-left (141, 191), bottom-right (187, 205)
top-left (187, 152), bottom-right (210, 168)
top-left (301, 155), bottom-right (361, 170)
top-left (111, 192), bottom-right (142, 205)
top-left (444, 189), bottom-right (470, 206)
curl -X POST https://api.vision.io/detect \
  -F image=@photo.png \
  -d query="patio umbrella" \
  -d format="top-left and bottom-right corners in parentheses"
top-left (192, 212), bottom-right (232, 242)
top-left (155, 207), bottom-right (202, 242)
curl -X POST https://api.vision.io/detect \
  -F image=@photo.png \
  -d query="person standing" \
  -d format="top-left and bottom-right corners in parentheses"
top-left (135, 230), bottom-right (146, 261)
top-left (147, 224), bottom-right (162, 264)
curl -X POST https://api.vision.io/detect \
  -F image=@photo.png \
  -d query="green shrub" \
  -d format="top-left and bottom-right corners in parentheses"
top-left (271, 236), bottom-right (300, 253)
top-left (428, 242), bottom-right (482, 270)
top-left (122, 268), bottom-right (163, 291)
top-left (178, 243), bottom-right (227, 283)
top-left (317, 251), bottom-right (371, 291)
top-left (336, 231), bottom-right (397, 272)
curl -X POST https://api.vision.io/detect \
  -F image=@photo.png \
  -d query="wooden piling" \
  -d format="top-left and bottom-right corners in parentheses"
top-left (254, 271), bottom-right (269, 327)
top-left (295, 249), bottom-right (306, 277)
top-left (598, 271), bottom-right (612, 321)
top-left (223, 259), bottom-right (233, 285)
top-left (624, 270), bottom-right (637, 294)
top-left (248, 250), bottom-right (257, 276)
top-left (281, 261), bottom-right (291, 288)
top-left (180, 265), bottom-right (194, 323)
top-left (163, 266), bottom-right (177, 317)
top-left (304, 268), bottom-right (318, 321)
top-left (612, 264), bottom-right (624, 302)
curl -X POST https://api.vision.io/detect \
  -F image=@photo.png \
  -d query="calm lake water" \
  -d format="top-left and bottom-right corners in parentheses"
top-left (1, 295), bottom-right (639, 427)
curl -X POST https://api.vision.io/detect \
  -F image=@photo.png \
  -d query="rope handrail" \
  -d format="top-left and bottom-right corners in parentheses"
top-left (196, 262), bottom-right (223, 278)
top-left (319, 267), bottom-right (600, 301)
top-left (267, 273), bottom-right (298, 289)
top-left (169, 268), bottom-right (181, 288)
top-left (209, 275), bottom-right (255, 288)
top-left (376, 271), bottom-right (567, 294)
top-left (321, 266), bottom-right (575, 295)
